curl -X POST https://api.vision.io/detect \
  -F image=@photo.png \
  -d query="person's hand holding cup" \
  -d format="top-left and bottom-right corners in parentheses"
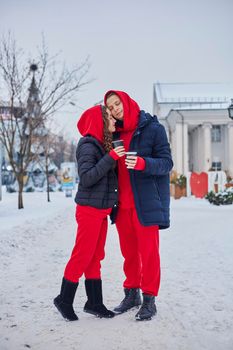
top-left (125, 151), bottom-right (137, 169)
top-left (112, 140), bottom-right (125, 158)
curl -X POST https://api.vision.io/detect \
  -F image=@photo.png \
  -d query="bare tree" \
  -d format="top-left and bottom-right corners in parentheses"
top-left (42, 134), bottom-right (56, 203)
top-left (0, 32), bottom-right (91, 208)
top-left (35, 126), bottom-right (59, 203)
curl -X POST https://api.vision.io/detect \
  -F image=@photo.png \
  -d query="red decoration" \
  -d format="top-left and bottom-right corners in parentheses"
top-left (190, 172), bottom-right (208, 198)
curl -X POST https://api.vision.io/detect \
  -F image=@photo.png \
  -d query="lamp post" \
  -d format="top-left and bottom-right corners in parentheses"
top-left (175, 110), bottom-right (185, 174)
top-left (228, 99), bottom-right (233, 119)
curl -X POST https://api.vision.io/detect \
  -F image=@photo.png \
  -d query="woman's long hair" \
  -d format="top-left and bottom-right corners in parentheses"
top-left (102, 106), bottom-right (113, 152)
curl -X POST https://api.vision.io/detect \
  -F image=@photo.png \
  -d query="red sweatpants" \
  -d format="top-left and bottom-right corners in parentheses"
top-left (64, 205), bottom-right (110, 283)
top-left (116, 207), bottom-right (160, 296)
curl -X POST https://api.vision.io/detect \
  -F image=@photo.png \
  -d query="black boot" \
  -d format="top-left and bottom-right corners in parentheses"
top-left (114, 288), bottom-right (142, 314)
top-left (135, 294), bottom-right (157, 321)
top-left (54, 277), bottom-right (79, 321)
top-left (83, 279), bottom-right (115, 318)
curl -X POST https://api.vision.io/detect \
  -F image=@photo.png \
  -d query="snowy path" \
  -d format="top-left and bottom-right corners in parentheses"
top-left (0, 192), bottom-right (233, 350)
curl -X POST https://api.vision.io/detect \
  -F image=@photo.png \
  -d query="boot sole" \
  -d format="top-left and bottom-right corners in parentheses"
top-left (83, 308), bottom-right (115, 318)
top-left (114, 305), bottom-right (141, 314)
top-left (54, 299), bottom-right (78, 321)
top-left (135, 311), bottom-right (157, 321)
top-left (135, 314), bottom-right (156, 321)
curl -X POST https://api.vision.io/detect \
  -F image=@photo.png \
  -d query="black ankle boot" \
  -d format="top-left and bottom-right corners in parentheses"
top-left (84, 279), bottom-right (115, 318)
top-left (54, 277), bottom-right (79, 321)
top-left (135, 293), bottom-right (157, 321)
top-left (114, 288), bottom-right (142, 314)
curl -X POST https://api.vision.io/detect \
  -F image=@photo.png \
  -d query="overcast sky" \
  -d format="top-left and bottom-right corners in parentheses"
top-left (1, 0), bottom-right (233, 139)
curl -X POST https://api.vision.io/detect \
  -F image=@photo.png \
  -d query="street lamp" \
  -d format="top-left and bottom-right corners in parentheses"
top-left (228, 99), bottom-right (233, 120)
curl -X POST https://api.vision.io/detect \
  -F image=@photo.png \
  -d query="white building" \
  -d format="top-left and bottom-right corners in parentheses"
top-left (153, 82), bottom-right (233, 177)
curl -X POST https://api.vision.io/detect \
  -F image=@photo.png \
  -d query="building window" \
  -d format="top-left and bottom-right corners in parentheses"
top-left (211, 125), bottom-right (221, 142)
top-left (211, 161), bottom-right (222, 171)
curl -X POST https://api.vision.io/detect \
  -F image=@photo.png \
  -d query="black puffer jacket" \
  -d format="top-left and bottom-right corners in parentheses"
top-left (75, 136), bottom-right (118, 209)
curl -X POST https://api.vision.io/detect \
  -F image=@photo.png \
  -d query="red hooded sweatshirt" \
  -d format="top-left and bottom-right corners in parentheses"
top-left (77, 105), bottom-right (104, 143)
top-left (104, 90), bottom-right (141, 208)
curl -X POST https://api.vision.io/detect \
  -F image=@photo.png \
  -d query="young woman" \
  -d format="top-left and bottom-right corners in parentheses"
top-left (105, 91), bottom-right (173, 321)
top-left (54, 105), bottom-right (125, 321)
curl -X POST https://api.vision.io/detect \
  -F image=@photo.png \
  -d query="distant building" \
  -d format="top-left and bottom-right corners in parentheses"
top-left (153, 82), bottom-right (233, 177)
top-left (0, 71), bottom-right (57, 191)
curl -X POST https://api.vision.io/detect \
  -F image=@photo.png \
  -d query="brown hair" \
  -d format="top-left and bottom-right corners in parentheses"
top-left (105, 91), bottom-right (117, 103)
top-left (101, 105), bottom-right (113, 152)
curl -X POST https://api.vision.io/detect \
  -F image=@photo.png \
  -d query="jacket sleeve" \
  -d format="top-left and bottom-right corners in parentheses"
top-left (143, 124), bottom-right (173, 176)
top-left (77, 143), bottom-right (115, 187)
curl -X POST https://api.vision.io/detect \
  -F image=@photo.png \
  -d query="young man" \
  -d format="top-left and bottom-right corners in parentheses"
top-left (105, 91), bottom-right (173, 321)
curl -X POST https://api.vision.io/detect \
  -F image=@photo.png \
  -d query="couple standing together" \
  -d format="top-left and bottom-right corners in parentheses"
top-left (54, 90), bottom-right (173, 322)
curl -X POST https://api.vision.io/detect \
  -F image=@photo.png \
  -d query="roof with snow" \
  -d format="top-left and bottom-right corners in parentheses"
top-left (153, 82), bottom-right (233, 118)
top-left (154, 82), bottom-right (233, 104)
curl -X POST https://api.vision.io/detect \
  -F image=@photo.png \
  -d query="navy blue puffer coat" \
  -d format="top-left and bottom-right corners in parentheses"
top-left (128, 111), bottom-right (173, 229)
top-left (74, 104), bottom-right (118, 210)
top-left (75, 136), bottom-right (118, 209)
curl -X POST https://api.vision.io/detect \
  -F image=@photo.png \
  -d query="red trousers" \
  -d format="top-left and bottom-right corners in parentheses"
top-left (64, 205), bottom-right (111, 283)
top-left (116, 207), bottom-right (160, 296)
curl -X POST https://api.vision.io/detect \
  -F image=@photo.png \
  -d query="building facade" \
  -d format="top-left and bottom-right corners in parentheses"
top-left (153, 82), bottom-right (233, 177)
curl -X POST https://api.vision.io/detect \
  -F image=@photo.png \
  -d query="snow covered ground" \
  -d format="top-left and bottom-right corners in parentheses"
top-left (0, 188), bottom-right (233, 350)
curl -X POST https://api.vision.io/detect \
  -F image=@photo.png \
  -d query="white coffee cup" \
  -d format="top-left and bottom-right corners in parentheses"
top-left (125, 151), bottom-right (137, 157)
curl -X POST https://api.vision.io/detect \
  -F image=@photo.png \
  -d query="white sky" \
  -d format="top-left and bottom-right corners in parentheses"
top-left (1, 0), bottom-right (233, 139)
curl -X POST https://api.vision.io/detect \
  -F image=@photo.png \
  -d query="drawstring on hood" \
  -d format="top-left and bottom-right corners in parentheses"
top-left (104, 90), bottom-right (140, 131)
top-left (77, 105), bottom-right (104, 143)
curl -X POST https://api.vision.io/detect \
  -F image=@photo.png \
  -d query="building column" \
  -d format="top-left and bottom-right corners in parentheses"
top-left (202, 123), bottom-right (212, 172)
top-left (227, 123), bottom-right (233, 177)
top-left (183, 123), bottom-right (189, 174)
top-left (170, 129), bottom-right (177, 171)
top-left (174, 122), bottom-right (188, 175)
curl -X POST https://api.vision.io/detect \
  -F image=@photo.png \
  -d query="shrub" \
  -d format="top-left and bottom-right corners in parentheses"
top-left (171, 174), bottom-right (187, 189)
top-left (205, 189), bottom-right (233, 205)
top-left (25, 186), bottom-right (35, 192)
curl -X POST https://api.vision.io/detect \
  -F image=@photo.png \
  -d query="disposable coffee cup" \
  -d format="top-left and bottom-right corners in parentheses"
top-left (112, 139), bottom-right (124, 148)
top-left (125, 151), bottom-right (137, 157)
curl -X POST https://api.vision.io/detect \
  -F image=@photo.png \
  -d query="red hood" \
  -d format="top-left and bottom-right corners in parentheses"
top-left (77, 105), bottom-right (103, 143)
top-left (104, 90), bottom-right (140, 131)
